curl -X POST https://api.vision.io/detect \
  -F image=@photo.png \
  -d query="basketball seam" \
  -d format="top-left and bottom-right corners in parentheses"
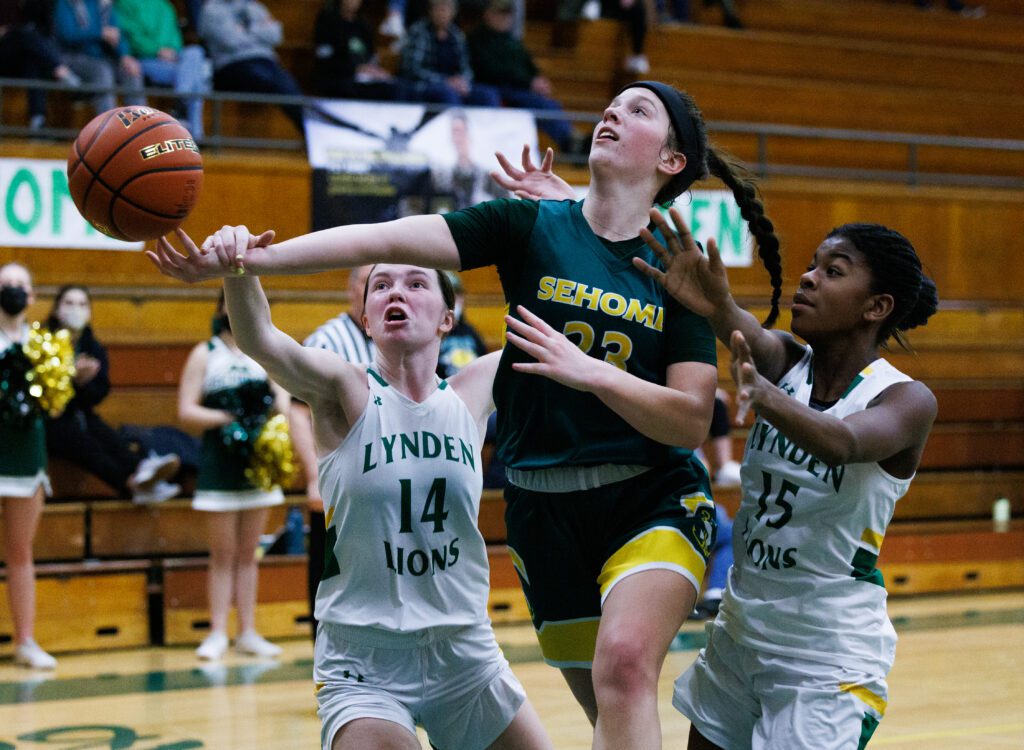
top-left (79, 119), bottom-right (182, 227)
top-left (69, 108), bottom-right (121, 182)
top-left (114, 166), bottom-right (204, 220)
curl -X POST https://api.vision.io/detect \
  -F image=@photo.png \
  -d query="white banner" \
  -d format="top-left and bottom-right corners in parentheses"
top-left (306, 100), bottom-right (539, 176)
top-left (574, 186), bottom-right (752, 267)
top-left (0, 158), bottom-right (143, 251)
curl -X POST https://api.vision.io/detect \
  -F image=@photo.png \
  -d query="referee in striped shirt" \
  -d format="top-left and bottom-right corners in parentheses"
top-left (291, 265), bottom-right (375, 640)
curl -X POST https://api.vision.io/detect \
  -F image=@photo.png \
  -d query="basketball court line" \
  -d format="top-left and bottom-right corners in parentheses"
top-left (1, 605), bottom-right (1020, 706)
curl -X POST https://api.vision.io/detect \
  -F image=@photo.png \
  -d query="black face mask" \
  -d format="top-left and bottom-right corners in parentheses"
top-left (211, 314), bottom-right (231, 336)
top-left (0, 285), bottom-right (28, 316)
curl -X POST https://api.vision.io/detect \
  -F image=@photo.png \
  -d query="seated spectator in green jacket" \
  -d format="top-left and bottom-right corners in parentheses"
top-left (115, 0), bottom-right (209, 139)
top-left (468, 0), bottom-right (578, 153)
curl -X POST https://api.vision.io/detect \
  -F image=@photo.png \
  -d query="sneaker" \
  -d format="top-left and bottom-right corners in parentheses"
top-left (624, 54), bottom-right (651, 74)
top-left (714, 460), bottom-right (742, 488)
top-left (378, 10), bottom-right (404, 38)
top-left (196, 631), bottom-right (229, 661)
top-left (28, 114), bottom-right (45, 131)
top-left (13, 640), bottom-right (57, 670)
top-left (132, 480), bottom-right (180, 505)
top-left (581, 0), bottom-right (601, 20)
top-left (129, 452), bottom-right (181, 492)
top-left (234, 631), bottom-right (282, 658)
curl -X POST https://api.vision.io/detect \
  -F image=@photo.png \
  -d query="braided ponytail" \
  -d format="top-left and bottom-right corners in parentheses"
top-left (706, 148), bottom-right (783, 328)
top-left (642, 84), bottom-right (784, 328)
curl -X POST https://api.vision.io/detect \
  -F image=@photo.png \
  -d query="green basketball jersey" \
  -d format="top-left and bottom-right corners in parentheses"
top-left (444, 198), bottom-right (716, 470)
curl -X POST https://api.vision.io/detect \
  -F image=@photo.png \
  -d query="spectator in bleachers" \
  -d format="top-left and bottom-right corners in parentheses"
top-left (53, 0), bottom-right (146, 116)
top-left (197, 0), bottom-right (306, 133)
top-left (398, 0), bottom-right (501, 107)
top-left (178, 293), bottom-right (290, 661)
top-left (289, 265), bottom-right (375, 642)
top-left (114, 0), bottom-right (209, 140)
top-left (597, 0), bottom-right (650, 74)
top-left (436, 271), bottom-right (489, 379)
top-left (44, 285), bottom-right (181, 505)
top-left (0, 0), bottom-right (82, 131)
top-left (657, 0), bottom-right (743, 28)
top-left (914, 0), bottom-right (986, 18)
top-left (468, 0), bottom-right (580, 154)
top-left (312, 0), bottom-right (400, 101)
top-left (0, 262), bottom-right (56, 669)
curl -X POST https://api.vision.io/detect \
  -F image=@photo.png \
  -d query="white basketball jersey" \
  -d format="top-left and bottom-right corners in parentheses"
top-left (202, 336), bottom-right (270, 397)
top-left (718, 347), bottom-right (913, 674)
top-left (315, 368), bottom-right (488, 632)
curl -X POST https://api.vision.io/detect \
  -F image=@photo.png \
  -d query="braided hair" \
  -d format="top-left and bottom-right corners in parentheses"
top-left (651, 86), bottom-right (784, 328)
top-left (826, 223), bottom-right (938, 350)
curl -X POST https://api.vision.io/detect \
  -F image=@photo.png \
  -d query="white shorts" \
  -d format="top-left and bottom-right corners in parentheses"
top-left (0, 470), bottom-right (51, 499)
top-left (314, 620), bottom-right (526, 750)
top-left (192, 487), bottom-right (283, 512)
top-left (674, 621), bottom-right (888, 750)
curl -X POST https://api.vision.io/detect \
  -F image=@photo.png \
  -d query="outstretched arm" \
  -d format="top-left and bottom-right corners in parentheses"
top-left (634, 207), bottom-right (799, 385)
top-left (147, 216), bottom-right (461, 282)
top-left (729, 331), bottom-right (936, 472)
top-left (504, 306), bottom-right (716, 448)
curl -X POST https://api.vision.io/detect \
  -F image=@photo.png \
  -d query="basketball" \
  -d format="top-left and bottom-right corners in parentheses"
top-left (67, 106), bottom-right (203, 242)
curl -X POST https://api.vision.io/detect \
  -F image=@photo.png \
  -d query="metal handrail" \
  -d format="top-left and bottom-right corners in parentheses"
top-left (2, 76), bottom-right (1023, 188)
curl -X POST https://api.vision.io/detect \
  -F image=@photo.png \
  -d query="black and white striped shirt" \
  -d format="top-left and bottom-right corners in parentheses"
top-left (302, 313), bottom-right (374, 364)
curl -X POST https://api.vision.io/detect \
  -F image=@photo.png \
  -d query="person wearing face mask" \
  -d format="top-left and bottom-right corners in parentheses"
top-left (178, 293), bottom-right (292, 661)
top-left (0, 262), bottom-right (57, 669)
top-left (44, 285), bottom-right (181, 505)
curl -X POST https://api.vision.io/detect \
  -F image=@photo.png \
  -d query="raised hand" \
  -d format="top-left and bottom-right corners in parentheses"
top-left (491, 145), bottom-right (575, 201)
top-left (730, 330), bottom-right (764, 425)
top-left (504, 305), bottom-right (597, 391)
top-left (633, 207), bottom-right (731, 319)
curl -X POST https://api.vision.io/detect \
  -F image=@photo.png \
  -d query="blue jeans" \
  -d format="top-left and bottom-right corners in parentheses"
top-left (401, 79), bottom-right (502, 108)
top-left (139, 46), bottom-right (208, 139)
top-left (213, 57), bottom-right (305, 133)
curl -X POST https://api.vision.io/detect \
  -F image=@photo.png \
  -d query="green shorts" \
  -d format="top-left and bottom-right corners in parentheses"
top-left (504, 459), bottom-right (716, 669)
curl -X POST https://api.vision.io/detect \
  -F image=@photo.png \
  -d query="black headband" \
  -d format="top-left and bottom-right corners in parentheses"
top-left (616, 81), bottom-right (702, 194)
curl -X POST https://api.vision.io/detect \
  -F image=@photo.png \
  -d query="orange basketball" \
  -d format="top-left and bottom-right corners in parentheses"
top-left (67, 106), bottom-right (203, 242)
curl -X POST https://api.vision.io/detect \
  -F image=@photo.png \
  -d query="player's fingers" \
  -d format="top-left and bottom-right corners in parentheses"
top-left (494, 151), bottom-right (525, 180)
top-left (174, 227), bottom-right (201, 256)
top-left (540, 147), bottom-right (554, 173)
top-left (646, 209), bottom-right (680, 256)
top-left (639, 226), bottom-right (672, 264)
top-left (504, 330), bottom-right (547, 360)
top-left (520, 144), bottom-right (535, 172)
top-left (706, 236), bottom-right (725, 273)
top-left (253, 229), bottom-right (276, 247)
top-left (515, 305), bottom-right (557, 336)
top-left (631, 256), bottom-right (666, 284)
top-left (504, 314), bottom-right (549, 346)
top-left (667, 207), bottom-right (700, 255)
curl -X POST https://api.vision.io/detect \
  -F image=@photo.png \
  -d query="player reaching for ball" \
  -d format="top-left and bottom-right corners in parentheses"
top-left (67, 106), bottom-right (202, 242)
top-left (159, 235), bottom-right (553, 750)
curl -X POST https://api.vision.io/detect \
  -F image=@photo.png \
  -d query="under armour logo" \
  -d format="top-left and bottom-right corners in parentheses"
top-left (373, 396), bottom-right (383, 406)
top-left (342, 670), bottom-right (365, 682)
top-left (780, 384), bottom-right (796, 396)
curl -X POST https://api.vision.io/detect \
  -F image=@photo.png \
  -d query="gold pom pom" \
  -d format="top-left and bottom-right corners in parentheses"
top-left (23, 323), bottom-right (76, 418)
top-left (245, 413), bottom-right (297, 491)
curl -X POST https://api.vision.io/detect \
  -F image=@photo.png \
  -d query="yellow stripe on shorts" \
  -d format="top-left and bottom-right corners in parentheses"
top-left (840, 682), bottom-right (887, 716)
top-left (597, 526), bottom-right (707, 599)
top-left (860, 528), bottom-right (884, 551)
top-left (536, 617), bottom-right (601, 668)
top-left (507, 544), bottom-right (530, 586)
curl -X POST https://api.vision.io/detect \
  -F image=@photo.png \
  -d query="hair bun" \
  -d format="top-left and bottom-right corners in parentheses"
top-left (898, 275), bottom-right (938, 332)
